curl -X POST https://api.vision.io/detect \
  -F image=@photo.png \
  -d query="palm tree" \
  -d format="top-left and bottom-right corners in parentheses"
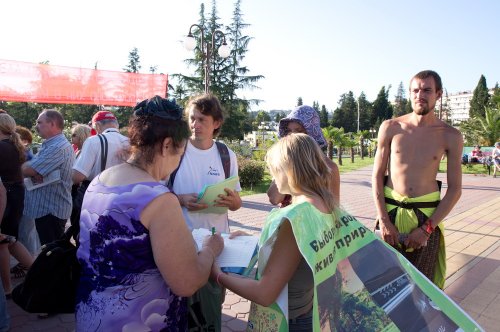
top-left (355, 130), bottom-right (370, 159)
top-left (460, 106), bottom-right (499, 146)
top-left (325, 127), bottom-right (348, 166)
top-left (322, 127), bottom-right (335, 160)
top-left (345, 133), bottom-right (358, 163)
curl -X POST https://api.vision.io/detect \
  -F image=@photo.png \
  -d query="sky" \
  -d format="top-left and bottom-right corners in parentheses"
top-left (2, 0), bottom-right (499, 112)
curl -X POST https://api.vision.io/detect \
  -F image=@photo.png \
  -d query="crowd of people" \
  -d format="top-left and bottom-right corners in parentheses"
top-left (0, 69), bottom-right (489, 330)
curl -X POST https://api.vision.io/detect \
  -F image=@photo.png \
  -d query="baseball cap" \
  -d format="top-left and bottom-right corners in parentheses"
top-left (92, 111), bottom-right (117, 124)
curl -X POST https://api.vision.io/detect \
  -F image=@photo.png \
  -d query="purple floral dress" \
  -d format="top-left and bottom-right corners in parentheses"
top-left (75, 178), bottom-right (187, 331)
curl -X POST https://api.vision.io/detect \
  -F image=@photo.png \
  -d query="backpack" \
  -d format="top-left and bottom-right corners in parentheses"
top-left (12, 226), bottom-right (81, 313)
top-left (167, 141), bottom-right (230, 190)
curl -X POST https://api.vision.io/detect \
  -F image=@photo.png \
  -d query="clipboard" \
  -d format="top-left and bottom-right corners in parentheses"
top-left (191, 228), bottom-right (258, 274)
top-left (196, 175), bottom-right (239, 214)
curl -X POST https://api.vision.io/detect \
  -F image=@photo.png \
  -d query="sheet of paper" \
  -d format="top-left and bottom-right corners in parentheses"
top-left (192, 228), bottom-right (259, 268)
top-left (24, 169), bottom-right (61, 191)
top-left (196, 176), bottom-right (239, 214)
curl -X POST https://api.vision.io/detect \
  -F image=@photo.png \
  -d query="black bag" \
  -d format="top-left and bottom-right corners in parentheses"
top-left (71, 134), bottom-right (108, 233)
top-left (12, 226), bottom-right (81, 313)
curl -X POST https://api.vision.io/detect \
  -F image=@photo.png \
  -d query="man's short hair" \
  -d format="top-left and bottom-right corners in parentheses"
top-left (186, 94), bottom-right (224, 136)
top-left (411, 70), bottom-right (443, 92)
top-left (42, 109), bottom-right (64, 130)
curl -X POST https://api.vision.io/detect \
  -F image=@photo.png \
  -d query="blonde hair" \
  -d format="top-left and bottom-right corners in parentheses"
top-left (266, 133), bottom-right (337, 212)
top-left (71, 123), bottom-right (91, 148)
top-left (0, 113), bottom-right (26, 163)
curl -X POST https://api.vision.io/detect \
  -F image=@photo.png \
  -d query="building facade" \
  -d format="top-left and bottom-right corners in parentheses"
top-left (437, 89), bottom-right (494, 125)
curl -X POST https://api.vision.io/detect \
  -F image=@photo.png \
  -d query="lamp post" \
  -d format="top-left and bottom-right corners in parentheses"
top-left (357, 98), bottom-right (360, 132)
top-left (369, 128), bottom-right (376, 139)
top-left (369, 128), bottom-right (376, 158)
top-left (184, 24), bottom-right (231, 93)
top-left (258, 122), bottom-right (269, 148)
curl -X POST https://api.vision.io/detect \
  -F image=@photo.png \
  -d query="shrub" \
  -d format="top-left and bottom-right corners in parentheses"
top-left (238, 156), bottom-right (265, 189)
top-left (225, 142), bottom-right (253, 159)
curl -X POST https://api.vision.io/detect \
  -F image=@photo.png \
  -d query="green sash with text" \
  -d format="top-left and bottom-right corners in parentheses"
top-left (247, 202), bottom-right (482, 332)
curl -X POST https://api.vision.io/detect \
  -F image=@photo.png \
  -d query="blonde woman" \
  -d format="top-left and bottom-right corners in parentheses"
top-left (70, 123), bottom-right (91, 157)
top-left (213, 134), bottom-right (339, 331)
top-left (0, 113), bottom-right (34, 295)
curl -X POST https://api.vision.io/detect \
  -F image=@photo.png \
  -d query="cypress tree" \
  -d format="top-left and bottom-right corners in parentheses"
top-left (469, 75), bottom-right (490, 118)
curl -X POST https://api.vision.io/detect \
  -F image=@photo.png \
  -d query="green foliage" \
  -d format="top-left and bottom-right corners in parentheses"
top-left (239, 171), bottom-right (272, 196)
top-left (237, 156), bottom-right (265, 188)
top-left (1, 102), bottom-right (43, 129)
top-left (372, 86), bottom-right (393, 125)
top-left (320, 105), bottom-right (329, 128)
top-left (297, 97), bottom-right (303, 106)
top-left (323, 126), bottom-right (348, 165)
top-left (460, 104), bottom-right (499, 146)
top-left (469, 75), bottom-right (490, 118)
top-left (252, 138), bottom-right (274, 161)
top-left (174, 0), bottom-right (263, 141)
top-left (392, 81), bottom-right (410, 117)
top-left (225, 141), bottom-right (253, 159)
top-left (123, 47), bottom-right (141, 73)
top-left (331, 92), bottom-right (357, 133)
top-left (252, 110), bottom-right (271, 129)
top-left (274, 111), bottom-right (286, 122)
top-left (357, 92), bottom-right (373, 131)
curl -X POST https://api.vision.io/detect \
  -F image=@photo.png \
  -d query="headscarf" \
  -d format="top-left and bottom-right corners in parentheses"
top-left (278, 105), bottom-right (327, 147)
top-left (133, 95), bottom-right (183, 120)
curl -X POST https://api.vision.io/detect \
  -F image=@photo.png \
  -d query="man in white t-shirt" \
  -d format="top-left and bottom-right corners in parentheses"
top-left (171, 94), bottom-right (241, 233)
top-left (72, 111), bottom-right (129, 184)
top-left (170, 93), bottom-right (242, 331)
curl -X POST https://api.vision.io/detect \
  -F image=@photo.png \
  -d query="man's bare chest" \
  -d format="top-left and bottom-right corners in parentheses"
top-left (391, 132), bottom-right (446, 165)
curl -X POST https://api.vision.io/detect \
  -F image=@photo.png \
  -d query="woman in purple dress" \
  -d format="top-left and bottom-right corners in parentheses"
top-left (75, 97), bottom-right (224, 331)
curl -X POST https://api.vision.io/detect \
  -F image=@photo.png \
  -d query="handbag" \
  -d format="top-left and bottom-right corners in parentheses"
top-left (12, 226), bottom-right (81, 313)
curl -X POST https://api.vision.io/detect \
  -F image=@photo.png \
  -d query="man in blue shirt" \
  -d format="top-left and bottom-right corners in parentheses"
top-left (22, 110), bottom-right (74, 245)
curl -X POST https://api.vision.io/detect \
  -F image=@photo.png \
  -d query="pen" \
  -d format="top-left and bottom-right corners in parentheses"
top-left (211, 227), bottom-right (216, 236)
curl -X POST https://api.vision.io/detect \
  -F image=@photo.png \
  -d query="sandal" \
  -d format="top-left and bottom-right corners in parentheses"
top-left (10, 263), bottom-right (28, 279)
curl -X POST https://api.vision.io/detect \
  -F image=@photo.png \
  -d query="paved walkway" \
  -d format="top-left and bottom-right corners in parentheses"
top-left (6, 167), bottom-right (499, 331)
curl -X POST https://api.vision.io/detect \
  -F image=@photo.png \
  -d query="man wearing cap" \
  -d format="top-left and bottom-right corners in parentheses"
top-left (22, 109), bottom-right (74, 245)
top-left (72, 110), bottom-right (129, 185)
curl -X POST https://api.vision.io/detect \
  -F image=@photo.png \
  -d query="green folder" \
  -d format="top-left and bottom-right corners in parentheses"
top-left (196, 175), bottom-right (239, 214)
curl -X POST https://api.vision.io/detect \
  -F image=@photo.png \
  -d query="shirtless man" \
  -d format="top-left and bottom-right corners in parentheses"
top-left (372, 70), bottom-right (463, 288)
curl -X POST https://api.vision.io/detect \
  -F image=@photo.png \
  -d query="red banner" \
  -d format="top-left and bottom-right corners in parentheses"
top-left (0, 59), bottom-right (168, 107)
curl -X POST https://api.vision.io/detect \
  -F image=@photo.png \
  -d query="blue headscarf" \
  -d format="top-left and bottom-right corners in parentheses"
top-left (278, 105), bottom-right (327, 147)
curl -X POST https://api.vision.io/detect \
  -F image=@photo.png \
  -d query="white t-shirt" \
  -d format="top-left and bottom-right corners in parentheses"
top-left (73, 128), bottom-right (130, 181)
top-left (171, 140), bottom-right (241, 233)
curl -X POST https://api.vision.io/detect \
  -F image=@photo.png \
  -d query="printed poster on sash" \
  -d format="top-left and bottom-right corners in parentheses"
top-left (247, 206), bottom-right (483, 332)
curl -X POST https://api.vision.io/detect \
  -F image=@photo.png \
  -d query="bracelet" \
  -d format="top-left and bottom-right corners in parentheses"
top-left (420, 226), bottom-right (431, 237)
top-left (423, 219), bottom-right (435, 235)
top-left (216, 272), bottom-right (224, 286)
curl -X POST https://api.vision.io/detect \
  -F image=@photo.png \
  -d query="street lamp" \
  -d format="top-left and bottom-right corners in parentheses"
top-left (258, 122), bottom-right (269, 148)
top-left (357, 98), bottom-right (360, 132)
top-left (184, 24), bottom-right (231, 93)
top-left (369, 128), bottom-right (376, 139)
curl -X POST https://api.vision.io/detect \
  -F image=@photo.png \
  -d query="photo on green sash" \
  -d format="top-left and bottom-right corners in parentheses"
top-left (316, 239), bottom-right (475, 331)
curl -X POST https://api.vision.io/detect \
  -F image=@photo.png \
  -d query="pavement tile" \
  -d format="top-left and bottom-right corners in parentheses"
top-left (459, 288), bottom-right (497, 313)
top-left (481, 294), bottom-right (500, 319)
